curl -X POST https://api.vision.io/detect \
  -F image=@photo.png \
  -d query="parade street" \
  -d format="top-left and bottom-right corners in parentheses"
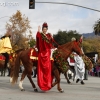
top-left (0, 74), bottom-right (100, 100)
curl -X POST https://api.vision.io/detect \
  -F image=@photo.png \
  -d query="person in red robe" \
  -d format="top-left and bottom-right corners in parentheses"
top-left (36, 22), bottom-right (54, 91)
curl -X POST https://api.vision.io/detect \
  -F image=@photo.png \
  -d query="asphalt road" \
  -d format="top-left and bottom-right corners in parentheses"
top-left (0, 74), bottom-right (100, 100)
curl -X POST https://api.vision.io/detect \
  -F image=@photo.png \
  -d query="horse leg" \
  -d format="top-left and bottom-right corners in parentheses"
top-left (1, 68), bottom-right (3, 76)
top-left (52, 69), bottom-right (59, 87)
top-left (3, 68), bottom-right (6, 76)
top-left (10, 67), bottom-right (13, 83)
top-left (25, 63), bottom-right (38, 92)
top-left (64, 69), bottom-right (71, 84)
top-left (1, 67), bottom-right (5, 76)
top-left (57, 72), bottom-right (64, 93)
top-left (10, 77), bottom-right (13, 83)
top-left (52, 66), bottom-right (64, 92)
top-left (10, 65), bottom-right (14, 83)
top-left (27, 73), bottom-right (38, 92)
top-left (2, 53), bottom-right (9, 76)
top-left (19, 70), bottom-right (27, 91)
top-left (73, 70), bottom-right (76, 81)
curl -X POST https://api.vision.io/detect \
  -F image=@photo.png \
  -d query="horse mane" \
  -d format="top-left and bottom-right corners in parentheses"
top-left (58, 41), bottom-right (73, 50)
top-left (56, 41), bottom-right (74, 60)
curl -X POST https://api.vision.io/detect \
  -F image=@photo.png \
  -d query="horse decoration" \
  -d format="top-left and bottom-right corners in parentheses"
top-left (0, 55), bottom-right (5, 65)
top-left (82, 55), bottom-right (93, 70)
top-left (53, 50), bottom-right (69, 73)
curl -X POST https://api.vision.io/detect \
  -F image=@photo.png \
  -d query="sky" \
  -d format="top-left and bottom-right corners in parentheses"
top-left (0, 0), bottom-right (100, 38)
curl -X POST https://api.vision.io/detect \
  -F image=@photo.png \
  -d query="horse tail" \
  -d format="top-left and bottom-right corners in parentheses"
top-left (12, 52), bottom-right (21, 84)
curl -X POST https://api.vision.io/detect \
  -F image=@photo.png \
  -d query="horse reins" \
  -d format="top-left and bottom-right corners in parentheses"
top-left (52, 39), bottom-right (73, 54)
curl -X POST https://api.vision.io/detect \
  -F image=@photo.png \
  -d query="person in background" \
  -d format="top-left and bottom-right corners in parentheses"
top-left (71, 37), bottom-right (85, 84)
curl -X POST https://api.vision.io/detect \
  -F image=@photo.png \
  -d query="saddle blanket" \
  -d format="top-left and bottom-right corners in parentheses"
top-left (29, 48), bottom-right (54, 61)
top-left (0, 55), bottom-right (12, 61)
top-left (0, 55), bottom-right (5, 61)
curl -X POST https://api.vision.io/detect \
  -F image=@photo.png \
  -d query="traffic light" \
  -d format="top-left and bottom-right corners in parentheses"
top-left (29, 0), bottom-right (35, 9)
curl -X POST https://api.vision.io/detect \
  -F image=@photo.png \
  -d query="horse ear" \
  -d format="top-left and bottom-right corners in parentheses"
top-left (74, 40), bottom-right (80, 46)
top-left (76, 39), bottom-right (78, 42)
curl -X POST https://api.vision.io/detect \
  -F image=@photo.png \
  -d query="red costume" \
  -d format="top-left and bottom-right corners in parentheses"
top-left (36, 23), bottom-right (53, 91)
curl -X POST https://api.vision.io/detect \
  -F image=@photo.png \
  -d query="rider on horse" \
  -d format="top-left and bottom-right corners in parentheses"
top-left (0, 29), bottom-right (12, 76)
top-left (36, 22), bottom-right (54, 91)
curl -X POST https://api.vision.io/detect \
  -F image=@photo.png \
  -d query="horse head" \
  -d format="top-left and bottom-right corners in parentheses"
top-left (57, 40), bottom-right (83, 59)
top-left (72, 40), bottom-right (83, 56)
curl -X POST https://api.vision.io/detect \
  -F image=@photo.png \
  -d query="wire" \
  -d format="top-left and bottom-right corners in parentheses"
top-left (36, 1), bottom-right (100, 12)
top-left (0, 16), bottom-right (9, 19)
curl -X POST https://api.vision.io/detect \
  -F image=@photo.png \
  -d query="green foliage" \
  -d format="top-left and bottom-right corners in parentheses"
top-left (94, 19), bottom-right (100, 35)
top-left (28, 38), bottom-right (36, 47)
top-left (53, 50), bottom-right (69, 73)
top-left (82, 55), bottom-right (93, 70)
top-left (83, 37), bottom-right (100, 55)
top-left (53, 30), bottom-right (81, 45)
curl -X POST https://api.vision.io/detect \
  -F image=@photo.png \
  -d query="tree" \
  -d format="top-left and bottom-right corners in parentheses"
top-left (83, 37), bottom-right (100, 56)
top-left (6, 10), bottom-right (31, 50)
top-left (28, 38), bottom-right (36, 47)
top-left (53, 30), bottom-right (81, 45)
top-left (94, 19), bottom-right (100, 35)
top-left (28, 30), bottom-right (36, 47)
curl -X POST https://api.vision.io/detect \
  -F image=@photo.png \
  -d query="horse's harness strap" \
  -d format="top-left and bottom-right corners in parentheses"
top-left (52, 39), bottom-right (71, 54)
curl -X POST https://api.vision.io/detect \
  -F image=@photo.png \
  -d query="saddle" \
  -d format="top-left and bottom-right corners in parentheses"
top-left (29, 48), bottom-right (54, 61)
top-left (29, 48), bottom-right (38, 61)
top-left (0, 53), bottom-right (12, 66)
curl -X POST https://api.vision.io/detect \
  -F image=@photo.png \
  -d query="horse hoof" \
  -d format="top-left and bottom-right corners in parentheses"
top-left (68, 81), bottom-right (71, 84)
top-left (21, 89), bottom-right (25, 91)
top-left (34, 88), bottom-right (38, 92)
top-left (51, 84), bottom-right (54, 87)
top-left (59, 89), bottom-right (64, 93)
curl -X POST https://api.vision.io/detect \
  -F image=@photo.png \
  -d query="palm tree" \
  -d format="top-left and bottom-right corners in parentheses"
top-left (94, 19), bottom-right (100, 35)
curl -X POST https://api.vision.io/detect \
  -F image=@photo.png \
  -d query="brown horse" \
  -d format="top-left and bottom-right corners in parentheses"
top-left (0, 54), bottom-right (11, 76)
top-left (0, 50), bottom-right (22, 77)
top-left (11, 41), bottom-right (83, 92)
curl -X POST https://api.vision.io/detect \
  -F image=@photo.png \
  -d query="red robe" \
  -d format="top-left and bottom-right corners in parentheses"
top-left (36, 32), bottom-right (53, 91)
